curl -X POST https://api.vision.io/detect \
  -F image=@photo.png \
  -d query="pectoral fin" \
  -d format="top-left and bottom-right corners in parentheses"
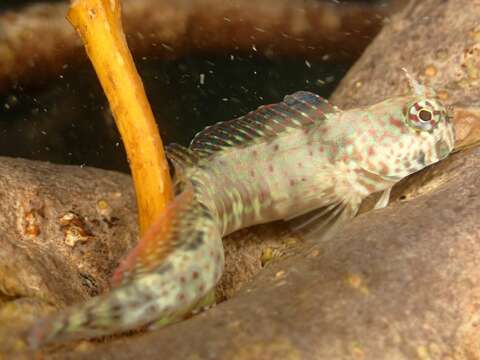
top-left (286, 200), bottom-right (360, 241)
top-left (374, 188), bottom-right (392, 210)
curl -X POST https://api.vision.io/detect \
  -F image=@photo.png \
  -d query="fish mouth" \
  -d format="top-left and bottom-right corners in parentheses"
top-left (434, 122), bottom-right (455, 160)
top-left (435, 139), bottom-right (451, 160)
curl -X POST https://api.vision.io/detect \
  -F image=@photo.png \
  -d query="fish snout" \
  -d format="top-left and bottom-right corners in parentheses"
top-left (435, 139), bottom-right (451, 160)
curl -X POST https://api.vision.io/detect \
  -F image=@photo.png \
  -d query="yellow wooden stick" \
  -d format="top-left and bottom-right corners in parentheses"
top-left (67, 0), bottom-right (173, 235)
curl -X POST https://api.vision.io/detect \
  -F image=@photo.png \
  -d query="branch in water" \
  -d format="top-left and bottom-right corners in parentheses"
top-left (67, 0), bottom-right (173, 234)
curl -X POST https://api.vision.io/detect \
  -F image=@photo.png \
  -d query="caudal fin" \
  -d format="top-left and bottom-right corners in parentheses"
top-left (29, 175), bottom-right (224, 348)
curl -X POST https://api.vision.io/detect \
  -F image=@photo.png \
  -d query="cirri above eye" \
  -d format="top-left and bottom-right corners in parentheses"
top-left (406, 99), bottom-right (442, 131)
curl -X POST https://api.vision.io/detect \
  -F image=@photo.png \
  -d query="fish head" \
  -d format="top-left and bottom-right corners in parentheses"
top-left (403, 94), bottom-right (454, 161)
top-left (400, 69), bottom-right (455, 170)
top-left (355, 70), bottom-right (455, 181)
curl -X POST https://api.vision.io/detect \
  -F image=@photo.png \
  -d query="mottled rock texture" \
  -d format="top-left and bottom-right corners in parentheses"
top-left (0, 157), bottom-right (138, 354)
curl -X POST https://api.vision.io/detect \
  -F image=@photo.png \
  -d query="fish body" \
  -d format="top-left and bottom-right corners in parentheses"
top-left (28, 71), bottom-right (455, 347)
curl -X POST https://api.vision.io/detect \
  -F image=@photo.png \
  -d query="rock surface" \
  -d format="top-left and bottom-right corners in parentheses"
top-left (0, 157), bottom-right (138, 354)
top-left (330, 0), bottom-right (480, 109)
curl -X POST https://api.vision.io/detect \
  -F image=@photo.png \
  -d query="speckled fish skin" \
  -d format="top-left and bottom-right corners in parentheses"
top-left (28, 71), bottom-right (455, 347)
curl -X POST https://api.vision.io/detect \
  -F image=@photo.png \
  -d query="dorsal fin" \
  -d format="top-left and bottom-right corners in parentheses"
top-left (166, 143), bottom-right (201, 169)
top-left (190, 91), bottom-right (339, 156)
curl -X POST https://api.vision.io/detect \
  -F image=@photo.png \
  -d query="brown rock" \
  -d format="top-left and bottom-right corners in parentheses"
top-left (0, 157), bottom-right (138, 354)
top-left (330, 1), bottom-right (480, 109)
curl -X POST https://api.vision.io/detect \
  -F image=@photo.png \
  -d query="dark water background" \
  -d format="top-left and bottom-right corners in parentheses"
top-left (0, 0), bottom-right (380, 172)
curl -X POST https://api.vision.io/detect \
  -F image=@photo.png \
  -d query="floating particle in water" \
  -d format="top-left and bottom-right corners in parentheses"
top-left (3, 95), bottom-right (18, 110)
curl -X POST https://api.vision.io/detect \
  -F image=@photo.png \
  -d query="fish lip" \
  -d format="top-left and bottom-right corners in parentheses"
top-left (448, 125), bottom-right (456, 152)
top-left (435, 139), bottom-right (451, 160)
top-left (433, 121), bottom-right (455, 160)
top-left (446, 124), bottom-right (455, 154)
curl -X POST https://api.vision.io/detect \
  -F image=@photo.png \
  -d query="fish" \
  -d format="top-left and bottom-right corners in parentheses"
top-left (27, 69), bottom-right (455, 347)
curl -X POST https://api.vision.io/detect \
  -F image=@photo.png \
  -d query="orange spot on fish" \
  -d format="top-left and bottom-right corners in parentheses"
top-left (382, 131), bottom-right (394, 139)
top-left (352, 150), bottom-right (363, 162)
top-left (367, 160), bottom-right (376, 170)
top-left (378, 161), bottom-right (389, 175)
top-left (389, 118), bottom-right (403, 129)
top-left (259, 191), bottom-right (267, 201)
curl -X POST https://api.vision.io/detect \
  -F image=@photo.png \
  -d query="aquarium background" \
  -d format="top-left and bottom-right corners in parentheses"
top-left (0, 0), bottom-right (379, 172)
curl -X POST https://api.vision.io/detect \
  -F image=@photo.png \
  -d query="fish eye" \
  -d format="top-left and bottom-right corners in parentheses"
top-left (407, 100), bottom-right (440, 131)
top-left (418, 109), bottom-right (433, 122)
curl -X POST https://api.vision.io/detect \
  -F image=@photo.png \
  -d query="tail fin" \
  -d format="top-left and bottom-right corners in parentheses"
top-left (112, 184), bottom-right (193, 286)
top-left (28, 177), bottom-right (223, 348)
